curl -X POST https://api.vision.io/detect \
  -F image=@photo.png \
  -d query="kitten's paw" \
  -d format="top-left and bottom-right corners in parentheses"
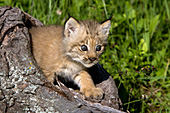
top-left (81, 87), bottom-right (103, 100)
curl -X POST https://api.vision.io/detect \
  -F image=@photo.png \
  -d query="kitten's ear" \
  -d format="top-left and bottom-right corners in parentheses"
top-left (100, 19), bottom-right (111, 36)
top-left (64, 17), bottom-right (80, 37)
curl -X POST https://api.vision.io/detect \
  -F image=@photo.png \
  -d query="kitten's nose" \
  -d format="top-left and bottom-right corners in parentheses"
top-left (89, 57), bottom-right (96, 62)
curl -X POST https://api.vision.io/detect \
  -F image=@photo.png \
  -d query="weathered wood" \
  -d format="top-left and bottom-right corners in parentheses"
top-left (0, 6), bottom-right (123, 113)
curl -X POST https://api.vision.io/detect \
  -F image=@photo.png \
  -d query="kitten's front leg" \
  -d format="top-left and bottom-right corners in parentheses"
top-left (74, 71), bottom-right (103, 100)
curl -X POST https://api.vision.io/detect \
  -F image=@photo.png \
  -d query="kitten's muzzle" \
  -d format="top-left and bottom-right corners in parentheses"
top-left (89, 57), bottom-right (96, 62)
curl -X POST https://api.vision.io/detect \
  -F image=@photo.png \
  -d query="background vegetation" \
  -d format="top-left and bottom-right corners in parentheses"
top-left (1, 0), bottom-right (170, 112)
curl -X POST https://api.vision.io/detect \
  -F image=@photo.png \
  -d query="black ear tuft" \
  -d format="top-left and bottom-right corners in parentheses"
top-left (108, 15), bottom-right (113, 20)
top-left (101, 15), bottom-right (113, 24)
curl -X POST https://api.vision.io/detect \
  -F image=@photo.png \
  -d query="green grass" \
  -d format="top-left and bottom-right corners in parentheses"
top-left (1, 0), bottom-right (170, 112)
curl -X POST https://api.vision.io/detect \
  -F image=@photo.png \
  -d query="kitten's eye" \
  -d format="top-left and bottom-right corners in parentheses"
top-left (96, 45), bottom-right (102, 51)
top-left (81, 45), bottom-right (88, 51)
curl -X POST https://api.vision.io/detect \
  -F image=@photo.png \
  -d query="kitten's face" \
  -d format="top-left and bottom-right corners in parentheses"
top-left (63, 17), bottom-right (111, 68)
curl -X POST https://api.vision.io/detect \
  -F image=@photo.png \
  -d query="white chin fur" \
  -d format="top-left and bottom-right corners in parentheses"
top-left (72, 58), bottom-right (95, 68)
top-left (83, 63), bottom-right (95, 68)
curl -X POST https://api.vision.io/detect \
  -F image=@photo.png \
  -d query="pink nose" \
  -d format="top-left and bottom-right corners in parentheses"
top-left (89, 57), bottom-right (96, 62)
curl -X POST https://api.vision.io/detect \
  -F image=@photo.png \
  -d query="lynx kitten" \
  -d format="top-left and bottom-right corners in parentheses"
top-left (30, 17), bottom-right (111, 99)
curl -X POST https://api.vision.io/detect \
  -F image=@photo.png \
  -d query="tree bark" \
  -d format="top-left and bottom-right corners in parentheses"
top-left (0, 6), bottom-right (123, 113)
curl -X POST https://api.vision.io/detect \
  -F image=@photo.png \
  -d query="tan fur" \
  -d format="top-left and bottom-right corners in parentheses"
top-left (30, 17), bottom-right (111, 99)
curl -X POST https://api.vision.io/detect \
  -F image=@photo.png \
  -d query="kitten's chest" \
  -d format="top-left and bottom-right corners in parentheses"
top-left (56, 60), bottom-right (84, 79)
